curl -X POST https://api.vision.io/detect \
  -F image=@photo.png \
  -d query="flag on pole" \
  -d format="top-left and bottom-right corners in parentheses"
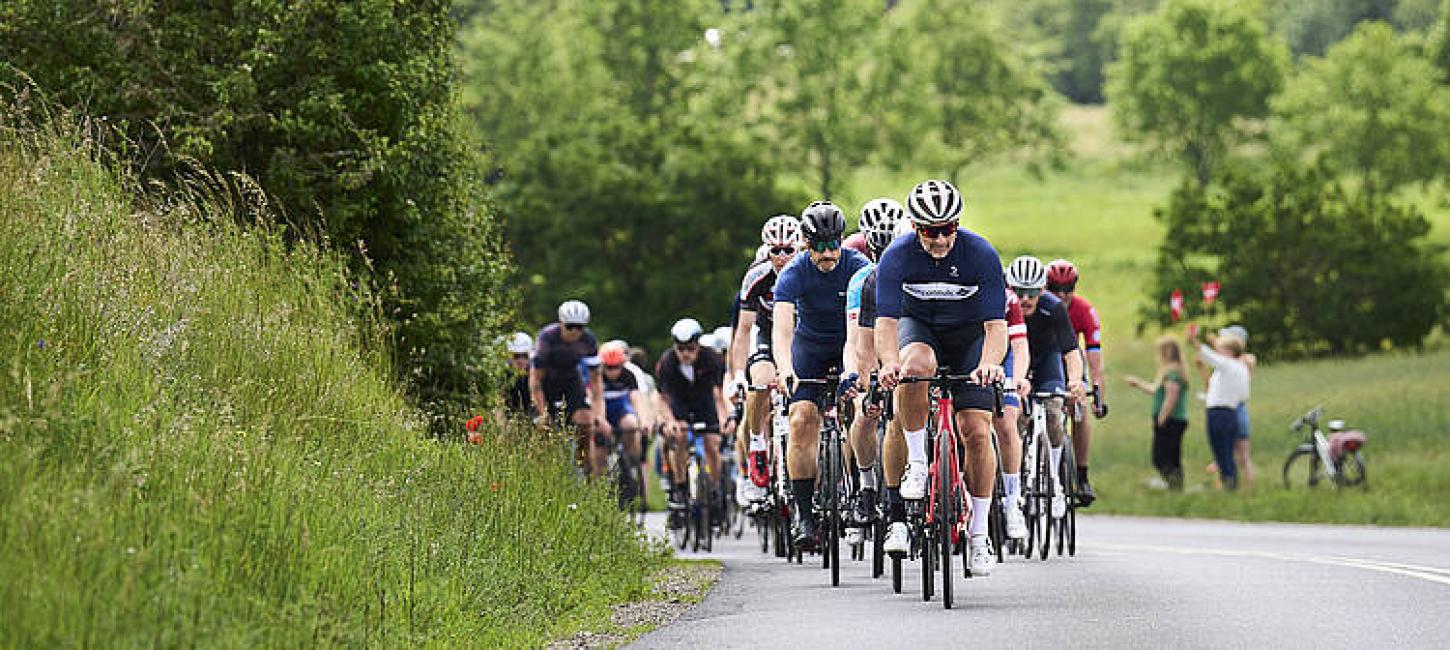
top-left (1170, 289), bottom-right (1184, 321)
top-left (1202, 281), bottom-right (1221, 306)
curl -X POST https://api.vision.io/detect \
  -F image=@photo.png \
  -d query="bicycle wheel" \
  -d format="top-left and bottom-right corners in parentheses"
top-left (921, 520), bottom-right (934, 602)
top-left (892, 554), bottom-right (903, 594)
top-left (1037, 441), bottom-right (1052, 561)
top-left (825, 429), bottom-right (842, 586)
top-left (1336, 452), bottom-right (1366, 487)
top-left (936, 434), bottom-right (955, 609)
top-left (1067, 502), bottom-right (1077, 557)
top-left (872, 518), bottom-right (886, 579)
top-left (1282, 449), bottom-right (1323, 488)
top-left (1057, 442), bottom-right (1077, 557)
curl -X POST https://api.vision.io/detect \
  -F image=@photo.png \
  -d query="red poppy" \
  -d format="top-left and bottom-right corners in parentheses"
top-left (464, 415), bottom-right (485, 433)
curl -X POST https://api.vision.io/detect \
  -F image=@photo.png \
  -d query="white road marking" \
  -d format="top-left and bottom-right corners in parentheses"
top-left (1100, 542), bottom-right (1450, 587)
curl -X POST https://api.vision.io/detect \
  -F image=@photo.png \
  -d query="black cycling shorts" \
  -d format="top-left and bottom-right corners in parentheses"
top-left (745, 328), bottom-right (774, 376)
top-left (544, 379), bottom-right (589, 419)
top-left (666, 395), bottom-right (720, 436)
top-left (898, 317), bottom-right (995, 412)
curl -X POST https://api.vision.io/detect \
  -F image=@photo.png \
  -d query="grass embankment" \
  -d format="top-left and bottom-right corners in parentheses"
top-left (839, 105), bottom-right (1450, 527)
top-left (0, 117), bottom-right (662, 646)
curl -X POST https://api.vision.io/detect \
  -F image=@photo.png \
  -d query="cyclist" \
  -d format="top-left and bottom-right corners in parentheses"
top-left (772, 201), bottom-right (870, 548)
top-left (729, 215), bottom-right (802, 506)
top-left (1046, 259), bottom-right (1107, 505)
top-left (875, 179), bottom-right (1007, 577)
top-left (498, 332), bottom-right (535, 425)
top-left (1008, 256), bottom-right (1086, 519)
top-left (842, 198), bottom-right (905, 538)
top-left (655, 318), bottom-right (734, 520)
top-left (600, 341), bottom-right (650, 474)
top-left (530, 300), bottom-right (607, 475)
top-left (997, 282), bottom-right (1032, 541)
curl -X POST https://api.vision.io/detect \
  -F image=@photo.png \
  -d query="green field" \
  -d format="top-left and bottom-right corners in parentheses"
top-left (836, 105), bottom-right (1450, 527)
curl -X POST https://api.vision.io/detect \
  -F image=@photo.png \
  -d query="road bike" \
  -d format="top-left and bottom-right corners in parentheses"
top-left (797, 374), bottom-right (849, 587)
top-left (745, 384), bottom-right (801, 563)
top-left (897, 370), bottom-right (1003, 610)
top-left (667, 420), bottom-right (718, 553)
top-left (1019, 389), bottom-right (1071, 560)
top-left (605, 425), bottom-right (647, 527)
top-left (1283, 406), bottom-right (1367, 489)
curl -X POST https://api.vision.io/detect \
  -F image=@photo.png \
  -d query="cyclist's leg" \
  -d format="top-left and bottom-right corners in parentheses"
top-left (944, 328), bottom-right (999, 536)
top-left (1072, 407), bottom-right (1092, 483)
top-left (1043, 396), bottom-right (1066, 484)
top-left (995, 352), bottom-right (1024, 506)
top-left (619, 412), bottom-right (642, 459)
top-left (695, 402), bottom-right (724, 490)
top-left (896, 318), bottom-right (939, 478)
top-left (848, 394), bottom-right (878, 484)
top-left (744, 350), bottom-right (776, 475)
top-left (665, 398), bottom-right (692, 493)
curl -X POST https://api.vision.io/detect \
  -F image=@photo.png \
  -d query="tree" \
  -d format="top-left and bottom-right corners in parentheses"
top-left (0, 1), bottom-right (513, 413)
top-left (1264, 0), bottom-right (1397, 56)
top-left (1431, 0), bottom-right (1450, 78)
top-left (1143, 161), bottom-right (1448, 358)
top-left (460, 0), bottom-right (803, 351)
top-left (875, 0), bottom-right (1066, 185)
top-left (1106, 0), bottom-right (1289, 186)
top-left (1272, 21), bottom-right (1450, 195)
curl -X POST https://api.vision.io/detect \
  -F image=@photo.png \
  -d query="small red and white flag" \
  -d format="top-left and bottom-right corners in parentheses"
top-left (1202, 281), bottom-right (1221, 306)
top-left (1170, 289), bottom-right (1184, 321)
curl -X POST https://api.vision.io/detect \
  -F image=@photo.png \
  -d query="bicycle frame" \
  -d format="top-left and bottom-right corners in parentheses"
top-left (924, 391), bottom-right (967, 545)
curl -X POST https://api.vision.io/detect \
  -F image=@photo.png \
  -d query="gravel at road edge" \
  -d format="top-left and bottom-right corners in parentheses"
top-left (547, 562), bottom-right (721, 650)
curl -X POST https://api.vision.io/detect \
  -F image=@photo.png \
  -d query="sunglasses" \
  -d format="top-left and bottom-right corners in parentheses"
top-left (770, 246), bottom-right (796, 257)
top-left (1048, 283), bottom-right (1074, 294)
top-left (675, 343), bottom-right (700, 353)
top-left (809, 239), bottom-right (841, 253)
top-left (603, 363), bottom-right (623, 371)
top-left (563, 323), bottom-right (584, 331)
top-left (511, 353), bottom-right (529, 361)
top-left (1014, 288), bottom-right (1043, 299)
top-left (916, 223), bottom-right (958, 239)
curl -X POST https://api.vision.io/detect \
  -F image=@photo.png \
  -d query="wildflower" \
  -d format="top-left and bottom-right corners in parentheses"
top-left (36, 339), bottom-right (45, 350)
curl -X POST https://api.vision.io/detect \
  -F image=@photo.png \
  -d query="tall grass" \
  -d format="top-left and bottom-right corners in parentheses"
top-left (0, 111), bottom-right (661, 646)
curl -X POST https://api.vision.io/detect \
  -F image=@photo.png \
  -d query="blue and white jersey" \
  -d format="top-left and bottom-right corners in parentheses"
top-left (845, 262), bottom-right (875, 323)
top-left (773, 248), bottom-right (871, 345)
top-left (874, 229), bottom-right (1006, 329)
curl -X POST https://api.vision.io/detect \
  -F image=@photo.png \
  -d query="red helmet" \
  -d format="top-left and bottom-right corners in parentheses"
top-left (843, 232), bottom-right (869, 256)
top-left (600, 343), bottom-right (627, 367)
top-left (1046, 259), bottom-right (1078, 290)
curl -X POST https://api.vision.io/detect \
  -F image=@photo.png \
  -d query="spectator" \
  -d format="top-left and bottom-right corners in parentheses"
top-left (1190, 326), bottom-right (1251, 490)
top-left (1125, 336), bottom-right (1190, 490)
top-left (1220, 325), bottom-right (1256, 486)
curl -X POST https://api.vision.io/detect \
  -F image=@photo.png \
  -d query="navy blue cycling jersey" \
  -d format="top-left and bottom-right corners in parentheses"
top-left (1025, 290), bottom-right (1078, 376)
top-left (532, 323), bottom-right (599, 385)
top-left (875, 230), bottom-right (1006, 328)
top-left (772, 248), bottom-right (871, 344)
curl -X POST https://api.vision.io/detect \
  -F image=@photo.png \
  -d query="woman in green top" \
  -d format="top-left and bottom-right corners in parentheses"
top-left (1125, 336), bottom-right (1189, 490)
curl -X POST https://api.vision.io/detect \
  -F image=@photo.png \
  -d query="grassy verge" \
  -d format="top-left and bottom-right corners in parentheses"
top-left (0, 112), bottom-right (663, 646)
top-left (835, 105), bottom-right (1450, 527)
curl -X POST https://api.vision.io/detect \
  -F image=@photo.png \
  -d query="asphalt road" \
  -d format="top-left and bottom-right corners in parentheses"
top-left (632, 511), bottom-right (1450, 649)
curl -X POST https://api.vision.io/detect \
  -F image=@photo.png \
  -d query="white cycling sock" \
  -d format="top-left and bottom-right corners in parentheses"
top-left (905, 428), bottom-right (928, 463)
top-left (1049, 446), bottom-right (1063, 484)
top-left (1003, 473), bottom-right (1020, 502)
top-left (969, 497), bottom-right (991, 537)
top-left (749, 434), bottom-right (766, 452)
top-left (859, 466), bottom-right (877, 490)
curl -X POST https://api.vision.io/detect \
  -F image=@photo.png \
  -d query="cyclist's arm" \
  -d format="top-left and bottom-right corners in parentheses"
top-left (731, 309), bottom-right (757, 379)
top-left (628, 389), bottom-right (651, 430)
top-left (980, 319), bottom-right (1007, 373)
top-left (1087, 348), bottom-right (1105, 397)
top-left (875, 317), bottom-right (901, 367)
top-left (1010, 336), bottom-right (1029, 385)
top-left (1064, 347), bottom-right (1085, 392)
top-left (529, 367), bottom-right (547, 419)
top-left (771, 302), bottom-right (796, 376)
top-left (589, 370), bottom-right (605, 423)
top-left (713, 385), bottom-right (730, 432)
top-left (852, 321), bottom-right (876, 380)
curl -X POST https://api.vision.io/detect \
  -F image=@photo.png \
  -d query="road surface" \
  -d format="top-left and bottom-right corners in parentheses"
top-left (633, 512), bottom-right (1450, 648)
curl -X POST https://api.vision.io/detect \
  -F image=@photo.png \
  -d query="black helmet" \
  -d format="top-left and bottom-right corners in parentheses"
top-left (800, 201), bottom-right (846, 243)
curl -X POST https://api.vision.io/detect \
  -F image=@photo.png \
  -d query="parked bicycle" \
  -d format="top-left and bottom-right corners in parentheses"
top-left (1283, 406), bottom-right (1367, 489)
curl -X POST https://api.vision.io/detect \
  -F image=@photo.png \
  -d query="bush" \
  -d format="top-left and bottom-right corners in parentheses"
top-left (0, 113), bottom-right (658, 647)
top-left (1143, 161), bottom-right (1449, 357)
top-left (0, 1), bottom-right (512, 412)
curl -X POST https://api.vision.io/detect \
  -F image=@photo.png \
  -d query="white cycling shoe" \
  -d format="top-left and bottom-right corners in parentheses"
top-left (1051, 490), bottom-right (1067, 519)
top-left (1005, 505), bottom-right (1027, 540)
top-left (846, 526), bottom-right (865, 546)
top-left (968, 535), bottom-right (993, 577)
top-left (884, 521), bottom-right (911, 556)
top-left (900, 462), bottom-right (929, 500)
top-left (743, 481), bottom-right (767, 504)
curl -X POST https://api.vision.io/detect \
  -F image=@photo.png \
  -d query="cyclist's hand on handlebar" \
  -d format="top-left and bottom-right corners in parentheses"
top-left (1067, 380), bottom-right (1087, 402)
top-left (971, 364), bottom-right (1005, 386)
top-left (837, 372), bottom-right (860, 401)
top-left (778, 371), bottom-right (798, 397)
top-left (595, 417), bottom-right (612, 436)
top-left (1094, 400), bottom-right (1109, 419)
top-left (878, 362), bottom-right (902, 390)
top-left (726, 377), bottom-right (747, 401)
top-left (1013, 376), bottom-right (1031, 400)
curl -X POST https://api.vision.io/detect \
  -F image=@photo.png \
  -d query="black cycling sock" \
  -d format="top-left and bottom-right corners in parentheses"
top-left (1077, 466), bottom-right (1090, 483)
top-left (886, 487), bottom-right (906, 522)
top-left (791, 478), bottom-right (816, 518)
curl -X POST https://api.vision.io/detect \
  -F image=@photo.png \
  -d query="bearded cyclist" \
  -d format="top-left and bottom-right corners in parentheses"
top-left (842, 198), bottom-right (905, 539)
top-left (1008, 256), bottom-right (1086, 519)
top-left (656, 318), bottom-right (734, 520)
top-left (530, 300), bottom-right (607, 476)
top-left (772, 201), bottom-right (870, 549)
top-left (875, 179), bottom-right (1007, 578)
top-left (1046, 259), bottom-right (1106, 506)
top-left (728, 215), bottom-right (803, 506)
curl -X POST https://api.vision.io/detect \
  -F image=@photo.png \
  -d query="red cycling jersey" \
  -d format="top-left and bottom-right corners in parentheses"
top-left (1065, 294), bottom-right (1102, 350)
top-left (1006, 288), bottom-right (1026, 341)
top-left (843, 232), bottom-right (870, 257)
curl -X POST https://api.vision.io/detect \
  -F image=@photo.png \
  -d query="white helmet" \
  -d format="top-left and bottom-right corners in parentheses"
top-left (670, 318), bottom-right (704, 344)
top-left (905, 179), bottom-right (963, 226)
top-left (761, 214), bottom-right (802, 248)
top-left (711, 326), bottom-right (732, 352)
top-left (1006, 256), bottom-right (1047, 289)
top-left (505, 331), bottom-right (533, 354)
top-left (859, 198), bottom-right (905, 252)
top-left (557, 300), bottom-right (590, 325)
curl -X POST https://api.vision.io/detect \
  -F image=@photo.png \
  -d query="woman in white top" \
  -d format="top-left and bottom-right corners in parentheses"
top-left (1193, 331), bottom-right (1251, 490)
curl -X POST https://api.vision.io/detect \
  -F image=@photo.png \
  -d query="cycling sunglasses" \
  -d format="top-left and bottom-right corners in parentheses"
top-left (603, 363), bottom-right (624, 370)
top-left (1014, 287), bottom-right (1044, 299)
top-left (769, 246), bottom-right (796, 257)
top-left (809, 239), bottom-right (841, 253)
top-left (674, 342), bottom-right (700, 353)
top-left (916, 222), bottom-right (958, 239)
top-left (563, 323), bottom-right (585, 331)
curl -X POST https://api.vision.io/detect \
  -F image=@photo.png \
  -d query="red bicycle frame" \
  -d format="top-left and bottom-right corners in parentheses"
top-left (924, 389), bottom-right (970, 546)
